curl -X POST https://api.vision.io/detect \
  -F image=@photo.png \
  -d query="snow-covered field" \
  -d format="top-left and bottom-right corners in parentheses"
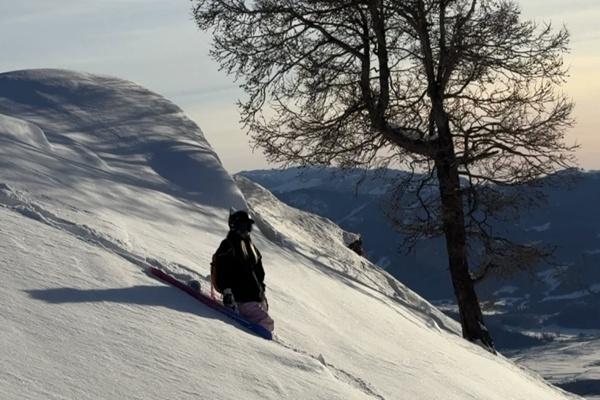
top-left (510, 338), bottom-right (600, 400)
top-left (0, 69), bottom-right (580, 399)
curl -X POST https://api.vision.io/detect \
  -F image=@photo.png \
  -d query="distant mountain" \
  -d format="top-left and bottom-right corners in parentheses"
top-left (239, 167), bottom-right (600, 350)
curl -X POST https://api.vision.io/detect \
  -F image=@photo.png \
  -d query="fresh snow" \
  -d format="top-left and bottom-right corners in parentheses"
top-left (537, 268), bottom-right (565, 295)
top-left (511, 338), bottom-right (600, 400)
top-left (543, 289), bottom-right (598, 302)
top-left (0, 69), bottom-right (580, 399)
top-left (376, 256), bottom-right (392, 269)
top-left (494, 286), bottom-right (519, 296)
top-left (543, 282), bottom-right (600, 302)
top-left (336, 201), bottom-right (372, 226)
top-left (528, 222), bottom-right (552, 232)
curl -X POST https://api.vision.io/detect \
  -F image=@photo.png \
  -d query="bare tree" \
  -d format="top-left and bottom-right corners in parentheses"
top-left (192, 0), bottom-right (576, 352)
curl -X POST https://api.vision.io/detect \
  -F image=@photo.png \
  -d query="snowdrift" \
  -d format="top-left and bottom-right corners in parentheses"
top-left (0, 69), bottom-right (579, 399)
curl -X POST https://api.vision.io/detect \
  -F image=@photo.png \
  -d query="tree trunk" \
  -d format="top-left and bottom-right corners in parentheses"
top-left (433, 107), bottom-right (495, 352)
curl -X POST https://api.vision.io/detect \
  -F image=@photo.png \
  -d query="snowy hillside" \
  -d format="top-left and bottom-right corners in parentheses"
top-left (0, 69), bottom-right (579, 399)
top-left (241, 168), bottom-right (600, 333)
top-left (509, 337), bottom-right (600, 399)
top-left (241, 167), bottom-right (600, 397)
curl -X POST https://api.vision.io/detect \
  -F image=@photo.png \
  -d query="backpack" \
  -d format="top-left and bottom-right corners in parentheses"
top-left (210, 238), bottom-right (262, 298)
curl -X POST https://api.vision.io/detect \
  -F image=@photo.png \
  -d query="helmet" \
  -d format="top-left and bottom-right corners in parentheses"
top-left (228, 210), bottom-right (255, 234)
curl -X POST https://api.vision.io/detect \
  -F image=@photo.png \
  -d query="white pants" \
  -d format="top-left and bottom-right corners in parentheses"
top-left (238, 300), bottom-right (274, 332)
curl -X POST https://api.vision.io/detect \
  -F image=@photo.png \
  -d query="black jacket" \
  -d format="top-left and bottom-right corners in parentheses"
top-left (213, 232), bottom-right (265, 303)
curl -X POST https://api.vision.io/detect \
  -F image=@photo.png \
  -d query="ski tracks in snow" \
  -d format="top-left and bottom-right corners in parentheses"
top-left (274, 336), bottom-right (387, 400)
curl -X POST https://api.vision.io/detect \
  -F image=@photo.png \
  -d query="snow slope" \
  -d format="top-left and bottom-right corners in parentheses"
top-left (0, 69), bottom-right (579, 399)
top-left (510, 338), bottom-right (600, 400)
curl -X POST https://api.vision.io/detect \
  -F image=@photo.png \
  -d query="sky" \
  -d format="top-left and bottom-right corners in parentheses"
top-left (1, 0), bottom-right (599, 173)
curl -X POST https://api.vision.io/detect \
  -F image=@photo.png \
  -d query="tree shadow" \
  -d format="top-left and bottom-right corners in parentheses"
top-left (25, 285), bottom-right (225, 323)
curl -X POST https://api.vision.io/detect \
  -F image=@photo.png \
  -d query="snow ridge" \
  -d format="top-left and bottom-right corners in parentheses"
top-left (0, 114), bottom-right (52, 151)
top-left (236, 175), bottom-right (460, 336)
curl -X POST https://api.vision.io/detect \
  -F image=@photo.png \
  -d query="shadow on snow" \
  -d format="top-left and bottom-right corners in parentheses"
top-left (25, 284), bottom-right (231, 326)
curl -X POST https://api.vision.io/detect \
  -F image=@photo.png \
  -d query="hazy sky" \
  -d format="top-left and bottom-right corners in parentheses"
top-left (1, 0), bottom-right (598, 173)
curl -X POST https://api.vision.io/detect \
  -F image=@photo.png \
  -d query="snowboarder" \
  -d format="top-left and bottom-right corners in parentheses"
top-left (211, 210), bottom-right (274, 333)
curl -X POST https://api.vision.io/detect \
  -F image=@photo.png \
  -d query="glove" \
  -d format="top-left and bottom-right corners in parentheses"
top-left (222, 288), bottom-right (238, 313)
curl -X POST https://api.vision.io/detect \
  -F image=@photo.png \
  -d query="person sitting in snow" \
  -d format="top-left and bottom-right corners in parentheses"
top-left (211, 209), bottom-right (274, 333)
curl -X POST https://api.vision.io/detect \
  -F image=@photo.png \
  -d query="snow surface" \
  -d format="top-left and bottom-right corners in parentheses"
top-left (494, 286), bottom-right (519, 296)
top-left (511, 338), bottom-right (600, 400)
top-left (0, 69), bottom-right (580, 399)
top-left (527, 222), bottom-right (552, 232)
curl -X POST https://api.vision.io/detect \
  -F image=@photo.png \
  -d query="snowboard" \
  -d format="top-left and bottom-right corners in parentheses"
top-left (148, 267), bottom-right (273, 340)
